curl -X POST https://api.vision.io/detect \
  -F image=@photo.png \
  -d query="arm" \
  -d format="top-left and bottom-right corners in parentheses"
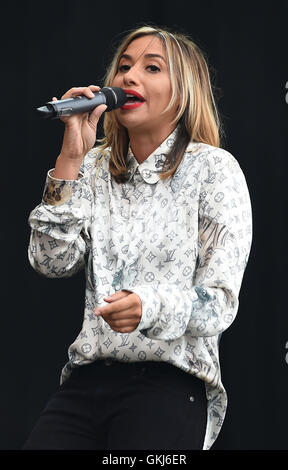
top-left (28, 85), bottom-right (107, 278)
top-left (28, 150), bottom-right (102, 278)
top-left (126, 150), bottom-right (253, 339)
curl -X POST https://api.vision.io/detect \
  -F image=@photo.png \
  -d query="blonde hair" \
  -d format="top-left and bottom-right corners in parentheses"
top-left (97, 25), bottom-right (223, 183)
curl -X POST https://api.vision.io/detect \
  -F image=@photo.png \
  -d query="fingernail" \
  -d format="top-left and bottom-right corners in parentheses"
top-left (94, 308), bottom-right (101, 315)
top-left (104, 296), bottom-right (112, 300)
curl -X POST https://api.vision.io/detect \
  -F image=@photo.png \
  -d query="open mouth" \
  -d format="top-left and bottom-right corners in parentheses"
top-left (121, 89), bottom-right (145, 109)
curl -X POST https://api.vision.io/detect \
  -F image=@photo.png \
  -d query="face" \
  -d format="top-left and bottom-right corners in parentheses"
top-left (112, 35), bottom-right (178, 135)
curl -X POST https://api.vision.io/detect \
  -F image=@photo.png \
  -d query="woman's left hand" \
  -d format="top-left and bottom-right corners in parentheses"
top-left (94, 290), bottom-right (142, 333)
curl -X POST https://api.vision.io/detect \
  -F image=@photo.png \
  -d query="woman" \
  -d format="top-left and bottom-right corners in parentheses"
top-left (24, 26), bottom-right (253, 450)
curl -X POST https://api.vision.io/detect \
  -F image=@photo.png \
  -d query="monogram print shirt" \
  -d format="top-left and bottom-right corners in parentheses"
top-left (28, 127), bottom-right (253, 450)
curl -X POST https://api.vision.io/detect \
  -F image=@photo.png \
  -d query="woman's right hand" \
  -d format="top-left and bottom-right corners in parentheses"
top-left (54, 85), bottom-right (107, 162)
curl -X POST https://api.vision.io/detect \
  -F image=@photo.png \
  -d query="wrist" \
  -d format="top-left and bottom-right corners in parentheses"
top-left (53, 154), bottom-right (83, 180)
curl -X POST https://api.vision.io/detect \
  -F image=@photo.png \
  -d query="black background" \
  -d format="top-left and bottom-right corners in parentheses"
top-left (1, 0), bottom-right (287, 450)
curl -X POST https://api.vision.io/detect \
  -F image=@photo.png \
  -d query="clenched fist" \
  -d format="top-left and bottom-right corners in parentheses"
top-left (94, 290), bottom-right (142, 333)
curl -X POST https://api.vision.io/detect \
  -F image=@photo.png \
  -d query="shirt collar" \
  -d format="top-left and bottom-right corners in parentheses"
top-left (126, 126), bottom-right (179, 184)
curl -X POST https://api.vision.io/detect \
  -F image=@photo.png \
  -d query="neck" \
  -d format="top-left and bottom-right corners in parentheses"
top-left (128, 124), bottom-right (176, 164)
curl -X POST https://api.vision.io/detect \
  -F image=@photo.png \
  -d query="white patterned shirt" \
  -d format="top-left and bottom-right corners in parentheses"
top-left (28, 127), bottom-right (253, 450)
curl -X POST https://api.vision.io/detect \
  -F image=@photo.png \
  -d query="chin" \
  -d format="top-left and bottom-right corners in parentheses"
top-left (116, 115), bottom-right (150, 131)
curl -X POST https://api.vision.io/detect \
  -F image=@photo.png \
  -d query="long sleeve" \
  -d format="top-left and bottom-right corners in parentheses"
top-left (28, 150), bottom-right (101, 278)
top-left (128, 149), bottom-right (253, 339)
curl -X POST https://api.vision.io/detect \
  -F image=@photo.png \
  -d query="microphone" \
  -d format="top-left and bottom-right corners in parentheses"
top-left (36, 87), bottom-right (127, 119)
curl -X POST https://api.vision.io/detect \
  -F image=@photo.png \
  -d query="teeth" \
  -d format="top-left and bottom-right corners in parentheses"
top-left (126, 93), bottom-right (143, 100)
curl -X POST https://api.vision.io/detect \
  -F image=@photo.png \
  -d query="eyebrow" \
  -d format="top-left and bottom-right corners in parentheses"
top-left (119, 53), bottom-right (166, 63)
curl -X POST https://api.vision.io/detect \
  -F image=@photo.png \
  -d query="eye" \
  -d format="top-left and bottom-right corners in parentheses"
top-left (146, 65), bottom-right (160, 72)
top-left (118, 64), bottom-right (130, 72)
top-left (117, 63), bottom-right (161, 73)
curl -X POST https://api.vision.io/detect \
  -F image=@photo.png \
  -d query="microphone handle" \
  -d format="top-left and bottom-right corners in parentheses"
top-left (45, 92), bottom-right (107, 118)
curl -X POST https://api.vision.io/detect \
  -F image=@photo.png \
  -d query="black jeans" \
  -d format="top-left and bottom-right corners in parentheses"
top-left (23, 360), bottom-right (207, 450)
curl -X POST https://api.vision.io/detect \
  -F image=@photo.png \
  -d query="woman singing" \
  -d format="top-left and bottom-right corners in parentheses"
top-left (24, 25), bottom-right (253, 450)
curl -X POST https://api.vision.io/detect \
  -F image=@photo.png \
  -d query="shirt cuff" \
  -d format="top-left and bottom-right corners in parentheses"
top-left (126, 285), bottom-right (160, 331)
top-left (42, 168), bottom-right (84, 206)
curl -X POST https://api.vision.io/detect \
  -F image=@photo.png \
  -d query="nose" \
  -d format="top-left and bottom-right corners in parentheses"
top-left (123, 65), bottom-right (139, 87)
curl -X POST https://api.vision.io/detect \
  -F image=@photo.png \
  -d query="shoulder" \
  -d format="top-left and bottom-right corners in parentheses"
top-left (184, 141), bottom-right (241, 171)
top-left (171, 141), bottom-right (250, 204)
top-left (182, 141), bottom-right (246, 186)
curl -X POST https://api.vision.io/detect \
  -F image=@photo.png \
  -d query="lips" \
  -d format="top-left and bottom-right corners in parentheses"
top-left (121, 89), bottom-right (145, 110)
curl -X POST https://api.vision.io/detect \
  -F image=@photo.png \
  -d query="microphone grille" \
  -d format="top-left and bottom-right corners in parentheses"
top-left (101, 87), bottom-right (127, 111)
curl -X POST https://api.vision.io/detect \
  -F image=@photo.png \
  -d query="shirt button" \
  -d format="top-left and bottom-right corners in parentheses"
top-left (142, 169), bottom-right (151, 178)
top-left (189, 396), bottom-right (195, 402)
